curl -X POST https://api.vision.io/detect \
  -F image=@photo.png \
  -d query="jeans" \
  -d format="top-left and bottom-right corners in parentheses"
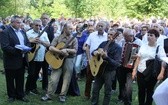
top-left (74, 54), bottom-right (83, 74)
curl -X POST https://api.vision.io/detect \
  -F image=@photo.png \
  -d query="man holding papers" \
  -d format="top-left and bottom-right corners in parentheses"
top-left (0, 15), bottom-right (31, 102)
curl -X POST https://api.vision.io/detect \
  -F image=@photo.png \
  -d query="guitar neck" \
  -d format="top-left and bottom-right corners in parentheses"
top-left (37, 25), bottom-right (49, 38)
top-left (63, 34), bottom-right (77, 49)
top-left (37, 18), bottom-right (55, 38)
top-left (103, 32), bottom-right (119, 51)
top-left (103, 40), bottom-right (112, 51)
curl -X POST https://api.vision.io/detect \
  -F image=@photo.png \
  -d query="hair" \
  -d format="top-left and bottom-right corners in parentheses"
top-left (41, 13), bottom-right (50, 18)
top-left (148, 29), bottom-right (160, 37)
top-left (123, 28), bottom-right (134, 36)
top-left (108, 28), bottom-right (117, 33)
top-left (33, 19), bottom-right (42, 24)
top-left (10, 15), bottom-right (20, 23)
top-left (112, 23), bottom-right (119, 27)
top-left (61, 22), bottom-right (73, 34)
top-left (141, 25), bottom-right (148, 30)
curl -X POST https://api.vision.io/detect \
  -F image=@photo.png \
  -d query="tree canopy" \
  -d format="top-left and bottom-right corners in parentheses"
top-left (0, 0), bottom-right (168, 19)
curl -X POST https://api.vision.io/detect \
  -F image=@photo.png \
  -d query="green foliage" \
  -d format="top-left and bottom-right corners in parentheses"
top-left (125, 0), bottom-right (168, 19)
top-left (0, 0), bottom-right (168, 19)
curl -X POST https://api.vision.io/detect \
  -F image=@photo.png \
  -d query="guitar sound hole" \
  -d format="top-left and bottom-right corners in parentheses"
top-left (97, 55), bottom-right (100, 61)
top-left (59, 55), bottom-right (64, 60)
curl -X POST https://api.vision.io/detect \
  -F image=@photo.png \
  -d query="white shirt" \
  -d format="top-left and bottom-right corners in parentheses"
top-left (141, 33), bottom-right (148, 44)
top-left (26, 29), bottom-right (50, 61)
top-left (85, 31), bottom-right (107, 56)
top-left (137, 44), bottom-right (166, 73)
top-left (120, 37), bottom-right (142, 47)
top-left (157, 35), bottom-right (167, 46)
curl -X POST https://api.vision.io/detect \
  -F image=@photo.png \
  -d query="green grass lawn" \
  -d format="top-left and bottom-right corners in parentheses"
top-left (0, 59), bottom-right (145, 105)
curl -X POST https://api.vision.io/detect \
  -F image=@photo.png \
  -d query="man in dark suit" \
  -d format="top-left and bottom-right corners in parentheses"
top-left (0, 15), bottom-right (30, 103)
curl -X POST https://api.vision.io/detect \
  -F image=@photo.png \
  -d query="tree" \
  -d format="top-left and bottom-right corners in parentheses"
top-left (125, 0), bottom-right (168, 19)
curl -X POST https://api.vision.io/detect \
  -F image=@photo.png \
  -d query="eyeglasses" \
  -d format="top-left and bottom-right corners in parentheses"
top-left (108, 33), bottom-right (113, 36)
top-left (98, 25), bottom-right (103, 27)
top-left (35, 24), bottom-right (41, 27)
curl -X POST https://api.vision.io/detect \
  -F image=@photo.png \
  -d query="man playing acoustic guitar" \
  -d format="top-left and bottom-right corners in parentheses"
top-left (41, 23), bottom-right (78, 102)
top-left (91, 29), bottom-right (122, 105)
top-left (25, 19), bottom-right (50, 95)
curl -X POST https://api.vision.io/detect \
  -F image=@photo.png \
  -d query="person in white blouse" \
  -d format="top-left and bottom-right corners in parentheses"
top-left (132, 29), bottom-right (166, 105)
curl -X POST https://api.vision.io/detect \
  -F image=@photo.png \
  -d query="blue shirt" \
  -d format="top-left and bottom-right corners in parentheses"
top-left (74, 31), bottom-right (89, 55)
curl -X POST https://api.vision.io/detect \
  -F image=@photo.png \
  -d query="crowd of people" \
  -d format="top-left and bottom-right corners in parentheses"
top-left (0, 13), bottom-right (168, 105)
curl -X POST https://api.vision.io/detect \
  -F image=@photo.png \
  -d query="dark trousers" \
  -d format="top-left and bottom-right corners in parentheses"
top-left (5, 67), bottom-right (25, 99)
top-left (25, 60), bottom-right (48, 91)
top-left (117, 66), bottom-right (132, 105)
top-left (84, 64), bottom-right (94, 98)
top-left (112, 74), bottom-right (117, 90)
top-left (137, 71), bottom-right (157, 105)
top-left (91, 70), bottom-right (115, 105)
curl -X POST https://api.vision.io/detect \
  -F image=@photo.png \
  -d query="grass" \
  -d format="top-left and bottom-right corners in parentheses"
top-left (0, 59), bottom-right (144, 105)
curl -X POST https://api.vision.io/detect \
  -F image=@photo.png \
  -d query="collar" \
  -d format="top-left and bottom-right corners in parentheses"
top-left (98, 31), bottom-right (104, 35)
top-left (10, 25), bottom-right (21, 32)
top-left (32, 29), bottom-right (40, 34)
top-left (62, 34), bottom-right (71, 39)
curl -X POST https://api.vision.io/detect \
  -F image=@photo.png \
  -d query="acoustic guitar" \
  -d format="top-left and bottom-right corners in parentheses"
top-left (90, 31), bottom-right (119, 76)
top-left (45, 34), bottom-right (77, 69)
top-left (28, 19), bottom-right (55, 62)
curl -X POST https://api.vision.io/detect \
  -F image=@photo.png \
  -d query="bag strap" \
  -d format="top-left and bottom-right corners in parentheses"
top-left (156, 45), bottom-right (160, 55)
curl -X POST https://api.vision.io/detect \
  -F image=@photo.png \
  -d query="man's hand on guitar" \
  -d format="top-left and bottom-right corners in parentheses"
top-left (29, 37), bottom-right (40, 44)
top-left (60, 49), bottom-right (69, 57)
top-left (102, 51), bottom-right (107, 58)
top-left (93, 50), bottom-right (100, 56)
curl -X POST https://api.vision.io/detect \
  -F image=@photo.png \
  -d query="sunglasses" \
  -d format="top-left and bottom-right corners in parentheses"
top-left (153, 26), bottom-right (158, 28)
top-left (35, 24), bottom-right (41, 27)
top-left (108, 33), bottom-right (113, 36)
